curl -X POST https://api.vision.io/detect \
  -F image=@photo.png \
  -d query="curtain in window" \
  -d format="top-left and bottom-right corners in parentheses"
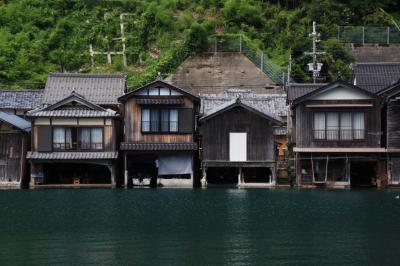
top-left (80, 128), bottom-right (91, 149)
top-left (340, 112), bottom-right (352, 140)
top-left (169, 109), bottom-right (178, 132)
top-left (353, 112), bottom-right (365, 139)
top-left (53, 128), bottom-right (65, 146)
top-left (314, 112), bottom-right (325, 139)
top-left (150, 109), bottom-right (159, 132)
top-left (326, 112), bottom-right (339, 140)
top-left (91, 128), bottom-right (103, 149)
top-left (65, 128), bottom-right (72, 149)
top-left (142, 109), bottom-right (150, 132)
top-left (161, 110), bottom-right (169, 132)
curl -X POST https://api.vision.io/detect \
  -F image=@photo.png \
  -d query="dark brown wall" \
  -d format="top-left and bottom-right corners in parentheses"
top-left (294, 99), bottom-right (381, 148)
top-left (123, 97), bottom-right (196, 143)
top-left (200, 106), bottom-right (275, 161)
top-left (387, 100), bottom-right (400, 148)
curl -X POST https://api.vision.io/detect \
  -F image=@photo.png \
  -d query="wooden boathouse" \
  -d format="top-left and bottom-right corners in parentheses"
top-left (378, 81), bottom-right (400, 185)
top-left (199, 93), bottom-right (285, 187)
top-left (26, 73), bottom-right (125, 187)
top-left (288, 80), bottom-right (386, 188)
top-left (0, 112), bottom-right (31, 187)
top-left (118, 78), bottom-right (200, 187)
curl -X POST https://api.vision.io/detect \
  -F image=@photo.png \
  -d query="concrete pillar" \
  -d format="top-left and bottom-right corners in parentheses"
top-left (272, 166), bottom-right (276, 184)
top-left (29, 162), bottom-right (35, 188)
top-left (238, 167), bottom-right (242, 186)
top-left (108, 164), bottom-right (116, 188)
top-left (201, 165), bottom-right (207, 188)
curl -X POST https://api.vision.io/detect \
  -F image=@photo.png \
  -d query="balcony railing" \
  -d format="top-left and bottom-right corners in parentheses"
top-left (53, 142), bottom-right (103, 151)
top-left (313, 129), bottom-right (365, 140)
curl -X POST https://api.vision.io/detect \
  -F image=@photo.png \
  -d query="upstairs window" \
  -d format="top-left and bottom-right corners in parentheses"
top-left (313, 111), bottom-right (365, 140)
top-left (142, 109), bottom-right (179, 133)
top-left (53, 127), bottom-right (103, 150)
top-left (138, 87), bottom-right (182, 96)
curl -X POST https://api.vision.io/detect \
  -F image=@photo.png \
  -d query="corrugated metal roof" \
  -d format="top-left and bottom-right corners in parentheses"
top-left (27, 151), bottom-right (118, 160)
top-left (0, 90), bottom-right (43, 110)
top-left (0, 111), bottom-right (31, 132)
top-left (120, 143), bottom-right (197, 151)
top-left (287, 83), bottom-right (326, 102)
top-left (42, 73), bottom-right (126, 105)
top-left (352, 62), bottom-right (400, 93)
top-left (200, 92), bottom-right (287, 121)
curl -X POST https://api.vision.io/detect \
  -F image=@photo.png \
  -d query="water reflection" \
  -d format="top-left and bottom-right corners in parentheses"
top-left (0, 189), bottom-right (399, 265)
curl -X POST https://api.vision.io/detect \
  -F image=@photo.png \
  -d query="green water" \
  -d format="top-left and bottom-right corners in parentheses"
top-left (0, 189), bottom-right (399, 265)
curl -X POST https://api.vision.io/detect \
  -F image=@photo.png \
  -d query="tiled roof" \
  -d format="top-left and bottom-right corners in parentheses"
top-left (28, 109), bottom-right (118, 118)
top-left (352, 62), bottom-right (400, 93)
top-left (200, 91), bottom-right (287, 121)
top-left (42, 73), bottom-right (126, 105)
top-left (27, 151), bottom-right (118, 160)
top-left (120, 142), bottom-right (197, 151)
top-left (136, 98), bottom-right (184, 105)
top-left (0, 90), bottom-right (43, 110)
top-left (0, 112), bottom-right (31, 132)
top-left (287, 83), bottom-right (326, 102)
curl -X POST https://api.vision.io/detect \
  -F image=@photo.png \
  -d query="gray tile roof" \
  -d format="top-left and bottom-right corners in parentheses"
top-left (42, 73), bottom-right (126, 105)
top-left (0, 112), bottom-right (31, 132)
top-left (0, 90), bottom-right (43, 110)
top-left (352, 62), bottom-right (400, 93)
top-left (136, 98), bottom-right (184, 105)
top-left (120, 143), bottom-right (197, 151)
top-left (287, 83), bottom-right (326, 102)
top-left (200, 90), bottom-right (287, 121)
top-left (27, 151), bottom-right (118, 160)
top-left (28, 109), bottom-right (118, 118)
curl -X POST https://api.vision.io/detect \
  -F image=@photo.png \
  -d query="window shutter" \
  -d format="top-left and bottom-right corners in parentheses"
top-left (37, 126), bottom-right (52, 152)
top-left (178, 108), bottom-right (193, 133)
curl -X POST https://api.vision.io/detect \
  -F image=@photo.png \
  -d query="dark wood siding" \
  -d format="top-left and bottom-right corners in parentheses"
top-left (387, 101), bottom-right (400, 148)
top-left (37, 126), bottom-right (52, 152)
top-left (200, 106), bottom-right (275, 161)
top-left (178, 108), bottom-right (193, 133)
top-left (294, 99), bottom-right (381, 148)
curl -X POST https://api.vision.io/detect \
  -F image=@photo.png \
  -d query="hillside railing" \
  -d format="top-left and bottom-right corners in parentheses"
top-left (338, 26), bottom-right (400, 44)
top-left (208, 34), bottom-right (286, 85)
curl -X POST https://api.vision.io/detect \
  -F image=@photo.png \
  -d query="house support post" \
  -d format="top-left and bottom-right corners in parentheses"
top-left (124, 153), bottom-right (128, 188)
top-left (201, 165), bottom-right (207, 188)
top-left (108, 164), bottom-right (116, 188)
top-left (295, 153), bottom-right (301, 187)
top-left (377, 159), bottom-right (388, 188)
top-left (29, 162), bottom-right (35, 188)
top-left (238, 167), bottom-right (242, 187)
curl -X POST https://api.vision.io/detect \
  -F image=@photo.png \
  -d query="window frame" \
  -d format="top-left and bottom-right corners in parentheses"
top-left (52, 126), bottom-right (104, 151)
top-left (312, 110), bottom-right (366, 141)
top-left (141, 108), bottom-right (180, 134)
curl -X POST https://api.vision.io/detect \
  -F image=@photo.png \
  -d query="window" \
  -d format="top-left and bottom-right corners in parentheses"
top-left (53, 127), bottom-right (103, 150)
top-left (313, 111), bottom-right (365, 140)
top-left (142, 108), bottom-right (179, 133)
top-left (138, 86), bottom-right (182, 96)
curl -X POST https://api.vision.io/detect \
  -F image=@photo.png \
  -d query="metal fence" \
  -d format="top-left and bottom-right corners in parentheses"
top-left (208, 35), bottom-right (286, 85)
top-left (338, 26), bottom-right (400, 44)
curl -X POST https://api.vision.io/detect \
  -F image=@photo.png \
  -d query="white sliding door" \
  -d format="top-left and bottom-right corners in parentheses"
top-left (229, 133), bottom-right (247, 161)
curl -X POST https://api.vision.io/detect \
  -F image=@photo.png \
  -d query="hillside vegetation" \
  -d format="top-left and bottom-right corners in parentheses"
top-left (0, 0), bottom-right (399, 89)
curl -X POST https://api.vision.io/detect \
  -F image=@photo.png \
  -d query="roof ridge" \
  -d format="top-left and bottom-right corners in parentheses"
top-left (49, 72), bottom-right (126, 78)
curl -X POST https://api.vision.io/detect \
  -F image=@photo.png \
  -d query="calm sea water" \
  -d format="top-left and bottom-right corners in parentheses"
top-left (0, 188), bottom-right (399, 266)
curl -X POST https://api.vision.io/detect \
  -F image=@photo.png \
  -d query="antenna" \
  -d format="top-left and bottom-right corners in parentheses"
top-left (304, 21), bottom-right (326, 83)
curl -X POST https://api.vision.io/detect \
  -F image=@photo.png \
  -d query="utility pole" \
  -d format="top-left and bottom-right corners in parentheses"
top-left (287, 54), bottom-right (292, 88)
top-left (304, 21), bottom-right (326, 83)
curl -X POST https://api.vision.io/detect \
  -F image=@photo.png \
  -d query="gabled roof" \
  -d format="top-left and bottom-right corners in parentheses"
top-left (291, 80), bottom-right (377, 106)
top-left (0, 112), bottom-right (31, 132)
top-left (42, 73), bottom-right (126, 105)
top-left (287, 83), bottom-right (326, 102)
top-left (119, 78), bottom-right (199, 102)
top-left (28, 92), bottom-right (118, 118)
top-left (200, 97), bottom-right (282, 125)
top-left (352, 62), bottom-right (400, 93)
top-left (0, 90), bottom-right (43, 110)
top-left (377, 80), bottom-right (400, 99)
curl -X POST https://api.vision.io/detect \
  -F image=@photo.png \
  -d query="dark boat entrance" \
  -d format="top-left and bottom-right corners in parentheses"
top-left (206, 167), bottom-right (238, 185)
top-left (42, 163), bottom-right (111, 185)
top-left (350, 161), bottom-right (377, 187)
top-left (242, 167), bottom-right (272, 183)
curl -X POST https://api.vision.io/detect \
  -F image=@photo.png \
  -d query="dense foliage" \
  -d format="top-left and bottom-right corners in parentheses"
top-left (0, 0), bottom-right (399, 89)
